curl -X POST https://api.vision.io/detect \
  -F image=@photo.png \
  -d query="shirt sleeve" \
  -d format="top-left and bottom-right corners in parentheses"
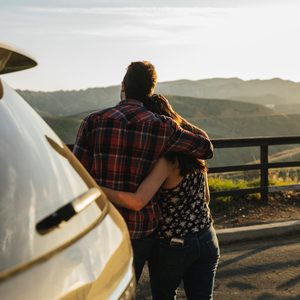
top-left (165, 118), bottom-right (213, 159)
top-left (73, 117), bottom-right (93, 172)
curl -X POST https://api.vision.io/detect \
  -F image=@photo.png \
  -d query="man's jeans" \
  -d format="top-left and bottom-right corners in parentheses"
top-left (131, 236), bottom-right (155, 282)
top-left (149, 225), bottom-right (220, 300)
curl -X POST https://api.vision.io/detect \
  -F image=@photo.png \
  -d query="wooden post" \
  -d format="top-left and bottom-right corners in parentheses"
top-left (260, 144), bottom-right (269, 202)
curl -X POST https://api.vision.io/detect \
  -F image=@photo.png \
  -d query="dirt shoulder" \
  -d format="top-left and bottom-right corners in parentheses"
top-left (211, 191), bottom-right (300, 229)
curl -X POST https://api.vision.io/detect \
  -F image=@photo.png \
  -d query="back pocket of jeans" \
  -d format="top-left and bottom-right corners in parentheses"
top-left (206, 235), bottom-right (220, 258)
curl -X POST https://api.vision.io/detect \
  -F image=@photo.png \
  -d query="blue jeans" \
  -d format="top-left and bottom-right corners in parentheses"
top-left (149, 226), bottom-right (220, 300)
top-left (131, 236), bottom-right (155, 282)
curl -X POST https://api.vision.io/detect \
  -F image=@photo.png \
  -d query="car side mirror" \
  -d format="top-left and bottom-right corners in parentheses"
top-left (0, 43), bottom-right (37, 74)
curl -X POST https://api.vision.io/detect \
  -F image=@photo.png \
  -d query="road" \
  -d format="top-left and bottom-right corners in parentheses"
top-left (136, 235), bottom-right (300, 299)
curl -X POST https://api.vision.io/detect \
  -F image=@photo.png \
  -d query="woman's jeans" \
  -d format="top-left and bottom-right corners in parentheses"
top-left (131, 236), bottom-right (155, 282)
top-left (149, 225), bottom-right (220, 300)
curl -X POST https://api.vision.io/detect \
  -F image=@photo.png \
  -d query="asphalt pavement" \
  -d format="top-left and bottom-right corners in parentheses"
top-left (136, 220), bottom-right (300, 299)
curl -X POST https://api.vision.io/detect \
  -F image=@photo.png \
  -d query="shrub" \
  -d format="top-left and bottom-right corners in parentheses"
top-left (208, 176), bottom-right (295, 209)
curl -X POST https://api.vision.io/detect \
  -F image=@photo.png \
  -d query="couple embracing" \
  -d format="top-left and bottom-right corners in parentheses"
top-left (73, 61), bottom-right (220, 300)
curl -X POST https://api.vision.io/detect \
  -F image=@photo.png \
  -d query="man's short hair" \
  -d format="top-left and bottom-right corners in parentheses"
top-left (123, 61), bottom-right (157, 100)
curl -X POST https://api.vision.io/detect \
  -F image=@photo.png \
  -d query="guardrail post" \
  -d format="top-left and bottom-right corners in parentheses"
top-left (260, 144), bottom-right (269, 202)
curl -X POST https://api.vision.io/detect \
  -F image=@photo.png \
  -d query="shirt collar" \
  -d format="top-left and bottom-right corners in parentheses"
top-left (119, 98), bottom-right (144, 107)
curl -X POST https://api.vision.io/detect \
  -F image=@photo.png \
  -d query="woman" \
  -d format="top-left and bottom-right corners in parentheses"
top-left (102, 94), bottom-right (220, 300)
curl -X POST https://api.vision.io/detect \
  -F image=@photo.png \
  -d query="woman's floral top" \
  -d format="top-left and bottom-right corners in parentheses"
top-left (156, 169), bottom-right (212, 238)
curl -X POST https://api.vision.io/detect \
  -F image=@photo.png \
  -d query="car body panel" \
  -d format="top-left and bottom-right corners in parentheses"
top-left (0, 81), bottom-right (95, 274)
top-left (1, 202), bottom-right (134, 300)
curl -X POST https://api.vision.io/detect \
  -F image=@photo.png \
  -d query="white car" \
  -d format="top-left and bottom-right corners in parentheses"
top-left (0, 43), bottom-right (135, 300)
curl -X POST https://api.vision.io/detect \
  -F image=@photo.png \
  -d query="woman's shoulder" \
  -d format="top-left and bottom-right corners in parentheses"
top-left (157, 156), bottom-right (174, 171)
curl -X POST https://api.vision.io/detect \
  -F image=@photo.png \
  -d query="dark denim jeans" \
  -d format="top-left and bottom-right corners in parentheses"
top-left (149, 225), bottom-right (220, 300)
top-left (131, 236), bottom-right (155, 282)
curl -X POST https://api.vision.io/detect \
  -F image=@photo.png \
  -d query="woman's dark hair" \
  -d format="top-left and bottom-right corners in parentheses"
top-left (123, 61), bottom-right (157, 100)
top-left (143, 94), bottom-right (207, 175)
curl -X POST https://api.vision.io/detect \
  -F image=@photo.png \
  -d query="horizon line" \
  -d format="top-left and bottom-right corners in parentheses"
top-left (14, 76), bottom-right (299, 93)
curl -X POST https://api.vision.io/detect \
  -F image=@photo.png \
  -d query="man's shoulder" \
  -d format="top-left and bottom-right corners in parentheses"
top-left (154, 113), bottom-right (174, 123)
top-left (83, 104), bottom-right (177, 130)
top-left (83, 106), bottom-right (124, 122)
top-left (152, 113), bottom-right (178, 128)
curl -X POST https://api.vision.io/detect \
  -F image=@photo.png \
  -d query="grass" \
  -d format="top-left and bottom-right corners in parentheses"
top-left (208, 176), bottom-right (296, 210)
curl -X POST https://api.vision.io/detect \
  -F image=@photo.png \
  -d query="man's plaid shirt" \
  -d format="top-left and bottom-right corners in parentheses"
top-left (73, 99), bottom-right (213, 239)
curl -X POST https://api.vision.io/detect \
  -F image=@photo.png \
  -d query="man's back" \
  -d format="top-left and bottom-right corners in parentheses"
top-left (91, 100), bottom-right (174, 189)
top-left (74, 99), bottom-right (173, 238)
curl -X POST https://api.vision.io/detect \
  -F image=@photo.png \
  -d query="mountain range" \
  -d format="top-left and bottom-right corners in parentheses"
top-left (18, 77), bottom-right (300, 167)
top-left (18, 77), bottom-right (300, 117)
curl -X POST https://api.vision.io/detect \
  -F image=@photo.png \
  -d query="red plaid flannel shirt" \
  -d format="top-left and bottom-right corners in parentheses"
top-left (73, 99), bottom-right (213, 239)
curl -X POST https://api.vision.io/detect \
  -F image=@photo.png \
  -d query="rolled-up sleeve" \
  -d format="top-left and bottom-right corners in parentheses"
top-left (165, 119), bottom-right (213, 159)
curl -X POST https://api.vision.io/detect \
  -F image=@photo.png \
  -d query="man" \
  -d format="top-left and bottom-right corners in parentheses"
top-left (73, 61), bottom-right (213, 281)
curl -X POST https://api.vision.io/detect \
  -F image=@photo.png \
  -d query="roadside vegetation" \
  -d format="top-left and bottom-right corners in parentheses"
top-left (208, 172), bottom-right (300, 228)
top-left (208, 174), bottom-right (296, 209)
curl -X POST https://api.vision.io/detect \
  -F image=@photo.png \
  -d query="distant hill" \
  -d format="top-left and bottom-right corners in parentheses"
top-left (252, 146), bottom-right (300, 164)
top-left (70, 95), bottom-right (274, 120)
top-left (274, 103), bottom-right (300, 114)
top-left (166, 95), bottom-right (273, 119)
top-left (28, 93), bottom-right (300, 167)
top-left (18, 77), bottom-right (300, 116)
top-left (18, 86), bottom-right (120, 117)
top-left (157, 78), bottom-right (300, 109)
top-left (42, 111), bottom-right (300, 166)
top-left (190, 114), bottom-right (300, 139)
top-left (197, 114), bottom-right (300, 166)
top-left (48, 95), bottom-right (275, 142)
top-left (43, 116), bottom-right (82, 144)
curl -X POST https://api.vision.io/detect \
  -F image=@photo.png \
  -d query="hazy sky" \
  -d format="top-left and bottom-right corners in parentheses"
top-left (1, 0), bottom-right (300, 91)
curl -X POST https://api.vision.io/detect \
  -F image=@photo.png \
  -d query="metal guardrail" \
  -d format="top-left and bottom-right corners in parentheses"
top-left (209, 136), bottom-right (300, 201)
top-left (69, 136), bottom-right (300, 202)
